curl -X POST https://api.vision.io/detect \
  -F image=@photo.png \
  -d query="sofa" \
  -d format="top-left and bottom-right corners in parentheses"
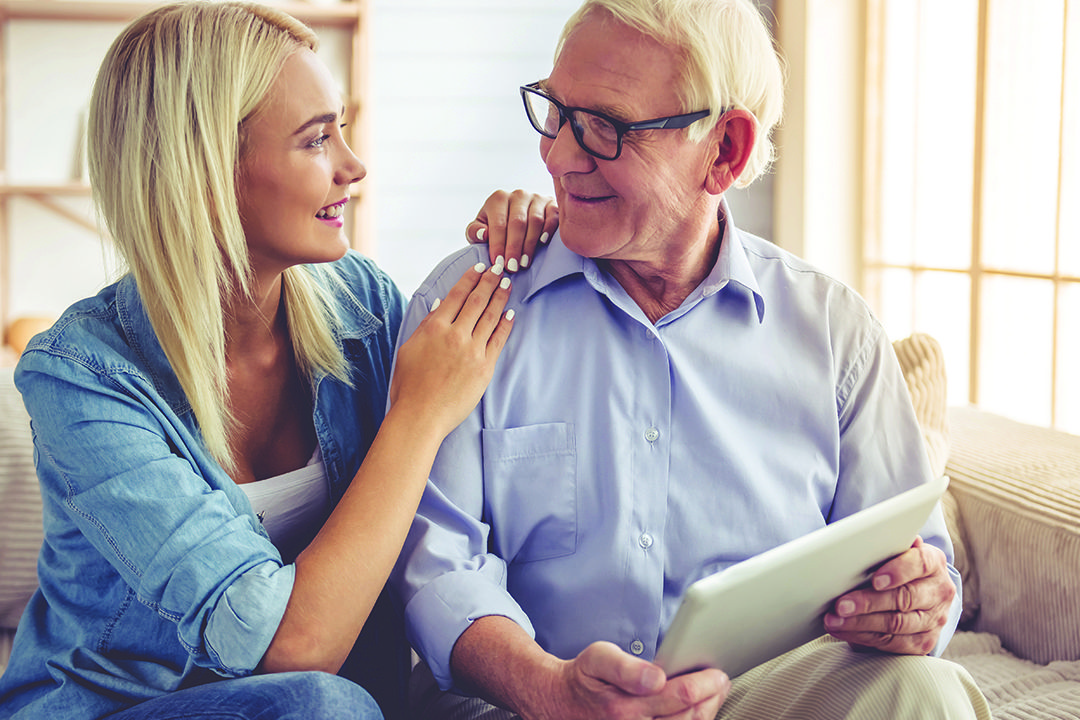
top-left (2, 334), bottom-right (1080, 718)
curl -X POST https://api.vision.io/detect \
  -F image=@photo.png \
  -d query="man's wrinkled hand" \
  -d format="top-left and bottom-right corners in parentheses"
top-left (533, 641), bottom-right (729, 720)
top-left (824, 536), bottom-right (955, 655)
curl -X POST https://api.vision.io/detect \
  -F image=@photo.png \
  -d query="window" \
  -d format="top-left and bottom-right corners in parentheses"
top-left (862, 0), bottom-right (1079, 434)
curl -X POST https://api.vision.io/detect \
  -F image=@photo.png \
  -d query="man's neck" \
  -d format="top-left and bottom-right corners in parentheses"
top-left (601, 215), bottom-right (724, 325)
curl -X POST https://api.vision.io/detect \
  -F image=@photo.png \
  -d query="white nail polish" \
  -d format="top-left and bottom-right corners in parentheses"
top-left (505, 309), bottom-right (516, 322)
top-left (507, 258), bottom-right (519, 273)
top-left (492, 256), bottom-right (505, 275)
top-left (500, 276), bottom-right (511, 290)
top-left (474, 262), bottom-right (486, 273)
top-left (540, 232), bottom-right (550, 244)
top-left (430, 297), bottom-right (441, 312)
top-left (477, 227), bottom-right (486, 242)
top-left (521, 254), bottom-right (530, 268)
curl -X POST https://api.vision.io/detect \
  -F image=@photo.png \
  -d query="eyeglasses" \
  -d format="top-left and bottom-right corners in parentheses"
top-left (520, 81), bottom-right (711, 161)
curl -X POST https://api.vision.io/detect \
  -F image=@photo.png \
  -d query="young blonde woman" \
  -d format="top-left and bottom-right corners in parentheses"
top-left (0, 3), bottom-right (555, 719)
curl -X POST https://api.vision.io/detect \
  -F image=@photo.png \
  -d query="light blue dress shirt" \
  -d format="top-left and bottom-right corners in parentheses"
top-left (390, 204), bottom-right (962, 691)
top-left (0, 251), bottom-right (409, 719)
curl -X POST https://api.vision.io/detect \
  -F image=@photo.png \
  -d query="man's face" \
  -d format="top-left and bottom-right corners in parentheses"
top-left (539, 13), bottom-right (717, 263)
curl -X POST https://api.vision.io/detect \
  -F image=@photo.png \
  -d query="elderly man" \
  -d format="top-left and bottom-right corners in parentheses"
top-left (390, 0), bottom-right (991, 718)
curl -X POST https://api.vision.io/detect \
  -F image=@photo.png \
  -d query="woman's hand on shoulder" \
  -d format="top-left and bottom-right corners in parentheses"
top-left (389, 262), bottom-right (514, 437)
top-left (466, 189), bottom-right (558, 272)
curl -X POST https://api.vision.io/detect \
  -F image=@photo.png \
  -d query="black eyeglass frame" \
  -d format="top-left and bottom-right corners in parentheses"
top-left (520, 81), bottom-right (711, 161)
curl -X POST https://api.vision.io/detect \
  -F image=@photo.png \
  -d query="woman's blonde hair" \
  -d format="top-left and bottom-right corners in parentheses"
top-left (88, 1), bottom-right (350, 472)
top-left (557, 0), bottom-right (785, 188)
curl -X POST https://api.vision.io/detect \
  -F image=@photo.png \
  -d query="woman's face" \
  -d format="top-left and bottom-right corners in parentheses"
top-left (236, 48), bottom-right (365, 279)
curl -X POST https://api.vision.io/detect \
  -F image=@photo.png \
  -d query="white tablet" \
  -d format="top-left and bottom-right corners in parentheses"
top-left (654, 475), bottom-right (950, 679)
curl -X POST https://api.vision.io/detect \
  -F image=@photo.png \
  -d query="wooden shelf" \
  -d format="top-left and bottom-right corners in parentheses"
top-left (0, 1), bottom-right (363, 26)
top-left (0, 182), bottom-right (90, 196)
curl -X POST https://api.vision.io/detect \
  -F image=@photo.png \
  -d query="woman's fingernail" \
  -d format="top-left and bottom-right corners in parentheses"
top-left (492, 256), bottom-right (505, 275)
top-left (507, 258), bottom-right (519, 273)
top-left (505, 309), bottom-right (515, 322)
top-left (430, 298), bottom-right (441, 312)
top-left (477, 227), bottom-right (486, 242)
top-left (521, 254), bottom-right (530, 268)
top-left (499, 277), bottom-right (511, 290)
top-left (474, 262), bottom-right (486, 273)
top-left (540, 231), bottom-right (550, 244)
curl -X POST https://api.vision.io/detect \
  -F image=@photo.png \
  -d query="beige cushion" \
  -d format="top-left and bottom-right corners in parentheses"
top-left (892, 333), bottom-right (949, 478)
top-left (0, 367), bottom-right (42, 629)
top-left (944, 631), bottom-right (1080, 714)
top-left (946, 406), bottom-right (1080, 665)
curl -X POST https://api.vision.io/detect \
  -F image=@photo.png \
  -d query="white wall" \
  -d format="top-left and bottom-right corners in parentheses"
top-left (774, 0), bottom-right (864, 289)
top-left (367, 0), bottom-right (582, 296)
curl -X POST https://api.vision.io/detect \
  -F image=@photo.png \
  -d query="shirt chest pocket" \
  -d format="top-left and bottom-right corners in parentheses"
top-left (482, 423), bottom-right (577, 564)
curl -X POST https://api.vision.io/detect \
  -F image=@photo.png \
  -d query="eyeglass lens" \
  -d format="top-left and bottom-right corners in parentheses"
top-left (524, 90), bottom-right (620, 159)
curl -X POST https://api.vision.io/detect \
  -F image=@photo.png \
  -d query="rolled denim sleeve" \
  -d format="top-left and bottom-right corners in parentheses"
top-left (18, 354), bottom-right (293, 676)
top-left (204, 562), bottom-right (295, 673)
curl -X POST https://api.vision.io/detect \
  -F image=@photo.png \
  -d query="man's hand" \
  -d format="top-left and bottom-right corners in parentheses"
top-left (543, 641), bottom-right (729, 720)
top-left (451, 617), bottom-right (728, 720)
top-left (824, 536), bottom-right (955, 655)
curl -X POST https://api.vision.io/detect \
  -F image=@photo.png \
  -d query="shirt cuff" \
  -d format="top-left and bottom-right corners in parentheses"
top-left (404, 568), bottom-right (535, 691)
top-left (931, 563), bottom-right (963, 657)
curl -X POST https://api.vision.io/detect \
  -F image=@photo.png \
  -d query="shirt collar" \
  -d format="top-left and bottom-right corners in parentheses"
top-left (522, 197), bottom-right (765, 323)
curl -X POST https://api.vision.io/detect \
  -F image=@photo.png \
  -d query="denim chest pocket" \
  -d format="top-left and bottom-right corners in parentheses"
top-left (482, 422), bottom-right (577, 564)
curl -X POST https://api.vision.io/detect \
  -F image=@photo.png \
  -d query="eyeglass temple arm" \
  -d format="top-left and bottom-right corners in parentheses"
top-left (629, 109), bottom-right (711, 131)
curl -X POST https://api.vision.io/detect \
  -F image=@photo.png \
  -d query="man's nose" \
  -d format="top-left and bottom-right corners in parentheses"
top-left (541, 121), bottom-right (595, 177)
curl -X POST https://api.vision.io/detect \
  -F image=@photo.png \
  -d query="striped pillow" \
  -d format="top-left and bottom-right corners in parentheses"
top-left (946, 406), bottom-right (1080, 665)
top-left (0, 368), bottom-right (42, 629)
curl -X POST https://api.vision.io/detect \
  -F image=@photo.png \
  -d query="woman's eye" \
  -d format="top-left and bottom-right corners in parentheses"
top-left (309, 134), bottom-right (330, 148)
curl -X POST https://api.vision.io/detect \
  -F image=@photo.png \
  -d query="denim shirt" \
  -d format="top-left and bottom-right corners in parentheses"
top-left (0, 251), bottom-right (406, 720)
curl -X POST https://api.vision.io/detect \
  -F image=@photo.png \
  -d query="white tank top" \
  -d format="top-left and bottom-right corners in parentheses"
top-left (239, 447), bottom-right (330, 564)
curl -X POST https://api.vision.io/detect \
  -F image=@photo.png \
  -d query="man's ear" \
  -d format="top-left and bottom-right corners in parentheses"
top-left (704, 109), bottom-right (756, 196)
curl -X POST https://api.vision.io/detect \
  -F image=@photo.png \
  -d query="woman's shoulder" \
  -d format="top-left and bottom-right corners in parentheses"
top-left (18, 281), bottom-right (128, 367)
top-left (14, 276), bottom-right (175, 403)
top-left (319, 250), bottom-right (404, 311)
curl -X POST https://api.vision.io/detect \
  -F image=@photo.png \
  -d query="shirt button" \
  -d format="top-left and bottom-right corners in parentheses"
top-left (630, 639), bottom-right (645, 655)
top-left (638, 533), bottom-right (654, 550)
top-left (644, 427), bottom-right (660, 442)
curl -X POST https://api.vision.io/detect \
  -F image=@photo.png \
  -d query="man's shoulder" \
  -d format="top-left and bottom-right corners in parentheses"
top-left (738, 231), bottom-right (870, 312)
top-left (412, 245), bottom-right (490, 300)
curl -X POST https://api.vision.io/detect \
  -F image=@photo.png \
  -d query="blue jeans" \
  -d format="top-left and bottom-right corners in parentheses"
top-left (106, 671), bottom-right (383, 720)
